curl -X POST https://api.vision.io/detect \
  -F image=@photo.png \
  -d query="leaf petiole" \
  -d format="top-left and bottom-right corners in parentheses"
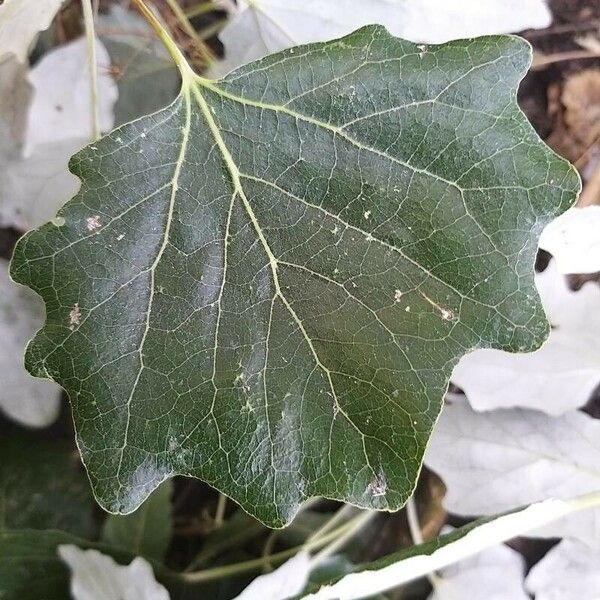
top-left (81, 0), bottom-right (100, 140)
top-left (181, 512), bottom-right (369, 583)
top-left (130, 0), bottom-right (195, 80)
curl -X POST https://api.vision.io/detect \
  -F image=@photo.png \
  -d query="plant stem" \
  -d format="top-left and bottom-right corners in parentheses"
top-left (163, 0), bottom-right (216, 67)
top-left (310, 510), bottom-right (377, 567)
top-left (185, 1), bottom-right (216, 19)
top-left (214, 493), bottom-right (227, 527)
top-left (532, 48), bottom-right (600, 69)
top-left (130, 0), bottom-right (194, 79)
top-left (307, 503), bottom-right (356, 544)
top-left (185, 519), bottom-right (265, 571)
top-left (261, 497), bottom-right (325, 571)
top-left (405, 496), bottom-right (442, 589)
top-left (180, 518), bottom-right (358, 583)
top-left (81, 0), bottom-right (100, 141)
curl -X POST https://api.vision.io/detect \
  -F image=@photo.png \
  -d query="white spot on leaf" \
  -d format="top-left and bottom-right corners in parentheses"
top-left (86, 215), bottom-right (101, 232)
top-left (69, 303), bottom-right (81, 330)
top-left (368, 473), bottom-right (387, 497)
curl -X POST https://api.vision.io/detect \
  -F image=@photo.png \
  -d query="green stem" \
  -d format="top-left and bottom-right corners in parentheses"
top-left (405, 496), bottom-right (442, 589)
top-left (310, 510), bottom-right (377, 567)
top-left (307, 503), bottom-right (356, 544)
top-left (163, 0), bottom-right (216, 66)
top-left (261, 497), bottom-right (326, 571)
top-left (81, 0), bottom-right (99, 140)
top-left (184, 1), bottom-right (216, 19)
top-left (130, 0), bottom-right (194, 80)
top-left (185, 519), bottom-right (265, 571)
top-left (214, 493), bottom-right (227, 527)
top-left (180, 517), bottom-right (360, 584)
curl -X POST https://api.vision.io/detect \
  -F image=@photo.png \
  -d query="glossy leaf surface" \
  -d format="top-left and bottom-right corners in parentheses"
top-left (11, 27), bottom-right (579, 525)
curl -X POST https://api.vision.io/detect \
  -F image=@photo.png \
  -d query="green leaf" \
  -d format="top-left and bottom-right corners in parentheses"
top-left (0, 530), bottom-right (152, 600)
top-left (101, 480), bottom-right (173, 562)
top-left (10, 27), bottom-right (579, 526)
top-left (0, 529), bottom-right (221, 600)
top-left (0, 436), bottom-right (95, 538)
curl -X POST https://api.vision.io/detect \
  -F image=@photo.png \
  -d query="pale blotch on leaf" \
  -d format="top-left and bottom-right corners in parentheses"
top-left (421, 292), bottom-right (455, 321)
top-left (69, 303), bottom-right (82, 330)
top-left (86, 215), bottom-right (102, 232)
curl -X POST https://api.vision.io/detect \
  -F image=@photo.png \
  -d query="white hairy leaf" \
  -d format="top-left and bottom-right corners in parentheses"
top-left (425, 401), bottom-right (600, 547)
top-left (210, 0), bottom-right (551, 77)
top-left (0, 0), bottom-right (64, 62)
top-left (429, 529), bottom-right (528, 600)
top-left (526, 539), bottom-right (600, 600)
top-left (0, 37), bottom-right (117, 229)
top-left (0, 258), bottom-right (62, 427)
top-left (539, 206), bottom-right (600, 275)
top-left (58, 545), bottom-right (169, 600)
top-left (233, 551), bottom-right (311, 600)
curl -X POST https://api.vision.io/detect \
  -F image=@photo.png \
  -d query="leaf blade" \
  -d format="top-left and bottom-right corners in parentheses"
top-left (10, 27), bottom-right (580, 526)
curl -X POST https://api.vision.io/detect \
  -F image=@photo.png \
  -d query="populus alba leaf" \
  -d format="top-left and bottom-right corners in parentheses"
top-left (525, 539), bottom-right (600, 600)
top-left (211, 0), bottom-right (551, 77)
top-left (0, 0), bottom-right (64, 62)
top-left (58, 545), bottom-right (169, 600)
top-left (11, 28), bottom-right (579, 526)
top-left (429, 528), bottom-right (528, 600)
top-left (425, 401), bottom-right (600, 547)
top-left (539, 206), bottom-right (600, 275)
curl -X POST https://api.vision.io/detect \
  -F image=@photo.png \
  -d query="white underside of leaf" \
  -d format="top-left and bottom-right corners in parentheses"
top-left (25, 37), bottom-right (117, 153)
top-left (539, 206), bottom-right (600, 275)
top-left (0, 0), bottom-right (65, 62)
top-left (303, 495), bottom-right (587, 599)
top-left (233, 551), bottom-right (311, 600)
top-left (428, 527), bottom-right (528, 600)
top-left (0, 258), bottom-right (61, 427)
top-left (425, 400), bottom-right (600, 547)
top-left (58, 545), bottom-right (170, 600)
top-left (388, 0), bottom-right (551, 43)
top-left (210, 0), bottom-right (551, 77)
top-left (451, 261), bottom-right (600, 415)
top-left (0, 36), bottom-right (117, 230)
top-left (525, 538), bottom-right (600, 600)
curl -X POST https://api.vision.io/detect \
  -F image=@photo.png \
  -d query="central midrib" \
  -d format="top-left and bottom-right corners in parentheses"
top-left (196, 77), bottom-right (500, 314)
top-left (187, 80), bottom-right (376, 460)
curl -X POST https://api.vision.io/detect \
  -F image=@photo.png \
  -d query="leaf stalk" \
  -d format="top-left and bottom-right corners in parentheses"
top-left (81, 0), bottom-right (100, 141)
